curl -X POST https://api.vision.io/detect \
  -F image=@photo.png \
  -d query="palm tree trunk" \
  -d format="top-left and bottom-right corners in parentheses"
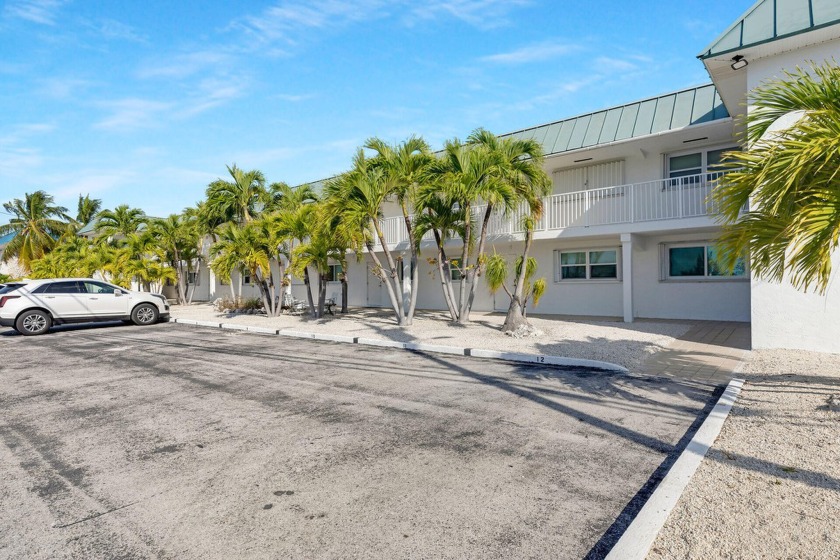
top-left (303, 267), bottom-right (316, 316)
top-left (462, 204), bottom-right (494, 323)
top-left (366, 242), bottom-right (403, 322)
top-left (457, 206), bottom-right (472, 323)
top-left (372, 223), bottom-right (406, 324)
top-left (433, 231), bottom-right (458, 321)
top-left (502, 229), bottom-right (534, 333)
top-left (341, 277), bottom-right (348, 313)
top-left (317, 272), bottom-right (327, 318)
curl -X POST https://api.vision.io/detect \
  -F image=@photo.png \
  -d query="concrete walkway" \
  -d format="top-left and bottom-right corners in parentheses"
top-left (639, 321), bottom-right (750, 385)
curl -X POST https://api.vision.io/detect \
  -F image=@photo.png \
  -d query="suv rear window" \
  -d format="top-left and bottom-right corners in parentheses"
top-left (0, 283), bottom-right (24, 294)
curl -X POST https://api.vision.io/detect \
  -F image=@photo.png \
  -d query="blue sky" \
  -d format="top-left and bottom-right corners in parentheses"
top-left (0, 0), bottom-right (749, 219)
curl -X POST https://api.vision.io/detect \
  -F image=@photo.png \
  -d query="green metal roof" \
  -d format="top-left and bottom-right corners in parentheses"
top-left (499, 84), bottom-right (729, 156)
top-left (699, 0), bottom-right (840, 59)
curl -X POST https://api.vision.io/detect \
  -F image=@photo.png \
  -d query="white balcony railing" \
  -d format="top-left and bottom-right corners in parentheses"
top-left (373, 171), bottom-right (726, 247)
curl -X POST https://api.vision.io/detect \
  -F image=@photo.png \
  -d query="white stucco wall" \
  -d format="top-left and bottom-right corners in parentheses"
top-left (751, 262), bottom-right (840, 353)
top-left (745, 35), bottom-right (840, 351)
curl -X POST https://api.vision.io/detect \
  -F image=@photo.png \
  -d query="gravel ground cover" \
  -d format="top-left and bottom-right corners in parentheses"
top-left (649, 349), bottom-right (840, 559)
top-left (170, 304), bottom-right (692, 371)
top-left (0, 323), bottom-right (716, 560)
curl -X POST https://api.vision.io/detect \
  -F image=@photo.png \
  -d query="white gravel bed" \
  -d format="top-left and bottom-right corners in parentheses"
top-left (169, 304), bottom-right (692, 371)
top-left (649, 349), bottom-right (840, 559)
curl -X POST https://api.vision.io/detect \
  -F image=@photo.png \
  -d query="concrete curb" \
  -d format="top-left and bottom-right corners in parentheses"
top-left (604, 378), bottom-right (745, 560)
top-left (170, 317), bottom-right (628, 373)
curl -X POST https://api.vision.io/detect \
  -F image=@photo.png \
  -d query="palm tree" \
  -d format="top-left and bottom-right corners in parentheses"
top-left (0, 190), bottom-right (71, 271)
top-left (413, 192), bottom-right (465, 320)
top-left (205, 164), bottom-right (267, 225)
top-left (147, 214), bottom-right (197, 305)
top-left (267, 203), bottom-right (319, 315)
top-left (364, 136), bottom-right (432, 325)
top-left (290, 206), bottom-right (351, 318)
top-left (209, 221), bottom-right (276, 315)
top-left (485, 251), bottom-right (547, 331)
top-left (96, 204), bottom-right (147, 240)
top-left (713, 61), bottom-right (840, 293)
top-left (326, 151), bottom-right (411, 325)
top-left (422, 137), bottom-right (507, 324)
top-left (75, 194), bottom-right (102, 228)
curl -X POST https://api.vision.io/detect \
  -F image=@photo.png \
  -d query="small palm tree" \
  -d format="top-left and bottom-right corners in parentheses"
top-left (205, 164), bottom-right (267, 225)
top-left (713, 61), bottom-right (840, 293)
top-left (0, 190), bottom-right (71, 271)
top-left (96, 204), bottom-right (147, 240)
top-left (75, 194), bottom-right (102, 227)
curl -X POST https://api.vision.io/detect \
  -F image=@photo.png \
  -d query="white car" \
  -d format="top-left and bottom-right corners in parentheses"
top-left (0, 278), bottom-right (170, 336)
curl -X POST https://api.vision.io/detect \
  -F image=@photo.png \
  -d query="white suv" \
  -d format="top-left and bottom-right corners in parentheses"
top-left (0, 278), bottom-right (170, 336)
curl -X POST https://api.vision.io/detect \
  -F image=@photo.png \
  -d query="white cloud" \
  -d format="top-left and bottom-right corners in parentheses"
top-left (176, 81), bottom-right (244, 119)
top-left (37, 77), bottom-right (94, 99)
top-left (136, 50), bottom-right (233, 80)
top-left (93, 99), bottom-right (172, 130)
top-left (231, 0), bottom-right (389, 46)
top-left (3, 0), bottom-right (66, 25)
top-left (481, 40), bottom-right (580, 64)
top-left (274, 93), bottom-right (316, 102)
top-left (407, 0), bottom-right (531, 29)
top-left (94, 18), bottom-right (147, 43)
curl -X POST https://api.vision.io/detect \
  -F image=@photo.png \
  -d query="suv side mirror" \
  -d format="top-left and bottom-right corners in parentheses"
top-left (114, 290), bottom-right (123, 297)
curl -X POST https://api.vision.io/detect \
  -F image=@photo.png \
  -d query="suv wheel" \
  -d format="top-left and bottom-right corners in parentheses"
top-left (15, 310), bottom-right (52, 336)
top-left (131, 303), bottom-right (159, 326)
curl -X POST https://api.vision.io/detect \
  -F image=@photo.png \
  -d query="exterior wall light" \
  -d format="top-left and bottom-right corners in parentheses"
top-left (731, 55), bottom-right (748, 70)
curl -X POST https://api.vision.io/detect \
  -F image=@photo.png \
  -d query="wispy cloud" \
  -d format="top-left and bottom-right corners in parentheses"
top-left (176, 80), bottom-right (244, 119)
top-left (407, 0), bottom-right (531, 30)
top-left (90, 18), bottom-right (147, 43)
top-left (274, 93), bottom-right (316, 102)
top-left (94, 99), bottom-right (172, 130)
top-left (136, 50), bottom-right (233, 80)
top-left (3, 0), bottom-right (66, 25)
top-left (231, 0), bottom-right (390, 47)
top-left (481, 40), bottom-right (580, 64)
top-left (37, 77), bottom-right (95, 99)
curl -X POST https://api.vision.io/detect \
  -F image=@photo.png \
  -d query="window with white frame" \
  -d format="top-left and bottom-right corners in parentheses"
top-left (556, 249), bottom-right (619, 281)
top-left (188, 271), bottom-right (199, 285)
top-left (243, 274), bottom-right (252, 285)
top-left (667, 146), bottom-right (739, 186)
top-left (663, 242), bottom-right (747, 280)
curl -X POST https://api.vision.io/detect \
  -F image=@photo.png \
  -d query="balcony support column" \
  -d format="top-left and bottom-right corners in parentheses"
top-left (620, 233), bottom-right (641, 323)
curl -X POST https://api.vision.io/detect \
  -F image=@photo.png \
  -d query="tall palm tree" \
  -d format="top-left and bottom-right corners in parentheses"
top-left (205, 164), bottom-right (267, 225)
top-left (713, 61), bottom-right (840, 293)
top-left (209, 221), bottom-right (276, 315)
top-left (147, 214), bottom-right (197, 305)
top-left (0, 190), bottom-right (71, 271)
top-left (364, 136), bottom-right (432, 325)
top-left (75, 194), bottom-right (102, 229)
top-left (267, 203), bottom-right (319, 315)
top-left (96, 204), bottom-right (147, 240)
top-left (422, 138), bottom-right (507, 324)
top-left (325, 151), bottom-right (411, 325)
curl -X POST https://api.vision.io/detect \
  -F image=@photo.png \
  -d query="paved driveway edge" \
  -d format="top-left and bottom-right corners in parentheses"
top-left (604, 378), bottom-right (745, 560)
top-left (172, 318), bottom-right (629, 373)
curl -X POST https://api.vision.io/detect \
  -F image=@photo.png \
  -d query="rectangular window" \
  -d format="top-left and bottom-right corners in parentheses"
top-left (188, 272), bottom-right (198, 284)
top-left (666, 145), bottom-right (739, 187)
top-left (665, 243), bottom-right (747, 279)
top-left (243, 275), bottom-right (251, 285)
top-left (327, 264), bottom-right (343, 282)
top-left (557, 249), bottom-right (618, 281)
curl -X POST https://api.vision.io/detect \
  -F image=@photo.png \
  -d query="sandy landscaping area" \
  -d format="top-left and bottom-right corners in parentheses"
top-left (649, 349), bottom-right (840, 559)
top-left (170, 304), bottom-right (692, 371)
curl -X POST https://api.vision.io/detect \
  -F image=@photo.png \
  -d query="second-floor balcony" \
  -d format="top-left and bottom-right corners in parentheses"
top-left (374, 171), bottom-right (728, 247)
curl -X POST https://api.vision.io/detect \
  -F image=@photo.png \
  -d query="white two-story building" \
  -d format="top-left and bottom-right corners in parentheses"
top-left (187, 0), bottom-right (840, 353)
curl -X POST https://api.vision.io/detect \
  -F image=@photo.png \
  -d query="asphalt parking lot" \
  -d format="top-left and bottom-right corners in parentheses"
top-left (0, 323), bottom-right (718, 559)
